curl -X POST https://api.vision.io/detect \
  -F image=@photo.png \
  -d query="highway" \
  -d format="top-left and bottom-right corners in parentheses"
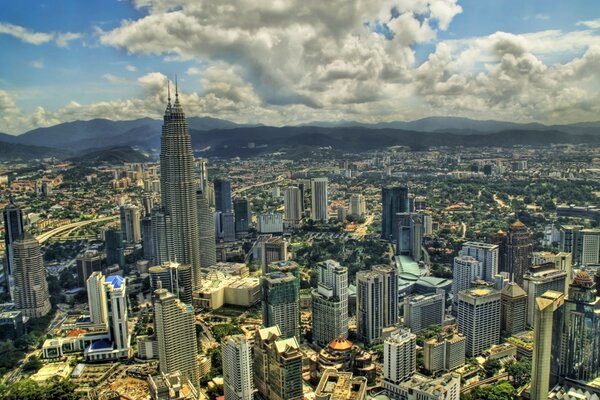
top-left (36, 215), bottom-right (118, 244)
top-left (233, 175), bottom-right (285, 195)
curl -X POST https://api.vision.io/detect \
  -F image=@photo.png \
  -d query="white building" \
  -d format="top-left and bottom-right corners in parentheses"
top-left (382, 328), bottom-right (416, 397)
top-left (222, 335), bottom-right (254, 400)
top-left (457, 287), bottom-right (501, 357)
top-left (87, 271), bottom-right (108, 328)
top-left (459, 242), bottom-right (499, 282)
top-left (312, 260), bottom-right (349, 346)
top-left (452, 255), bottom-right (482, 309)
top-left (257, 213), bottom-right (284, 234)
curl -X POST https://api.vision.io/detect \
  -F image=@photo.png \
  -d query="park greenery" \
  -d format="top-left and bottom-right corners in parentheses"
top-left (461, 381), bottom-right (516, 400)
top-left (0, 378), bottom-right (79, 400)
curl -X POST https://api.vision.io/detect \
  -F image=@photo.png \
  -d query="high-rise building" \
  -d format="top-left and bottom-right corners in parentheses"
top-left (149, 261), bottom-right (193, 305)
top-left (381, 186), bottom-right (409, 241)
top-left (257, 235), bottom-right (288, 273)
top-left (561, 272), bottom-right (600, 383)
top-left (382, 328), bottom-right (416, 397)
top-left (119, 204), bottom-right (141, 244)
top-left (500, 282), bottom-right (527, 337)
top-left (76, 250), bottom-right (103, 287)
top-left (457, 286), bottom-right (501, 357)
top-left (311, 177), bottom-right (329, 222)
top-left (506, 220), bottom-right (532, 286)
top-left (396, 213), bottom-right (424, 261)
top-left (530, 291), bottom-right (564, 400)
top-left (233, 198), bottom-right (250, 238)
top-left (12, 233), bottom-right (51, 318)
top-left (105, 229), bottom-right (125, 267)
top-left (523, 266), bottom-right (566, 327)
top-left (221, 211), bottom-right (236, 242)
top-left (423, 326), bottom-right (466, 374)
top-left (222, 334), bottom-right (254, 400)
top-left (214, 178), bottom-right (233, 213)
top-left (284, 186), bottom-right (303, 228)
top-left (159, 88), bottom-right (202, 290)
top-left (196, 158), bottom-right (209, 194)
top-left (103, 275), bottom-right (130, 358)
top-left (2, 199), bottom-right (23, 292)
top-left (262, 271), bottom-right (300, 340)
top-left (459, 242), bottom-right (499, 282)
top-left (312, 260), bottom-right (349, 347)
top-left (349, 194), bottom-right (366, 217)
top-left (559, 224), bottom-right (582, 265)
top-left (196, 189), bottom-right (217, 268)
top-left (580, 229), bottom-right (600, 266)
top-left (257, 213), bottom-right (284, 234)
top-left (356, 266), bottom-right (398, 345)
top-left (253, 326), bottom-right (303, 400)
top-left (86, 271), bottom-right (108, 327)
top-left (153, 288), bottom-right (200, 388)
top-left (403, 292), bottom-right (445, 333)
top-left (451, 255), bottom-right (481, 310)
top-left (141, 217), bottom-right (154, 261)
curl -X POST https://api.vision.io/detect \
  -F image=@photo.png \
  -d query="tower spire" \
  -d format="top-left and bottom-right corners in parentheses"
top-left (167, 80), bottom-right (171, 103)
top-left (175, 75), bottom-right (178, 99)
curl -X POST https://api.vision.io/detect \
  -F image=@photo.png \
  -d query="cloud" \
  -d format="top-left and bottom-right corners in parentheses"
top-left (0, 22), bottom-right (81, 47)
top-left (125, 64), bottom-right (138, 72)
top-left (577, 19), bottom-right (600, 30)
top-left (535, 14), bottom-right (550, 21)
top-left (30, 60), bottom-right (44, 69)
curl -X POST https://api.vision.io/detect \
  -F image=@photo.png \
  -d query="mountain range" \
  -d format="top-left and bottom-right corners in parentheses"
top-left (1, 116), bottom-right (599, 162)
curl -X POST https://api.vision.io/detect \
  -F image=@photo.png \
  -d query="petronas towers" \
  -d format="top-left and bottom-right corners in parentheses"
top-left (158, 86), bottom-right (202, 290)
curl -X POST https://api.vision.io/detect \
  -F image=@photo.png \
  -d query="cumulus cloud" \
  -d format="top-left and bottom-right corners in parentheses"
top-left (29, 59), bottom-right (44, 69)
top-left (125, 64), bottom-right (137, 72)
top-left (0, 22), bottom-right (80, 47)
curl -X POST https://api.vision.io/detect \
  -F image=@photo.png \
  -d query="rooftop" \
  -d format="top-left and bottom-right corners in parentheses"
top-left (104, 275), bottom-right (125, 289)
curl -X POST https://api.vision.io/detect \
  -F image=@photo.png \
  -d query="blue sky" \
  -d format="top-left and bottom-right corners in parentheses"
top-left (1, 0), bottom-right (600, 133)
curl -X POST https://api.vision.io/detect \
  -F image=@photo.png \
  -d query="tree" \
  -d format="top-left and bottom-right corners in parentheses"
top-left (507, 359), bottom-right (531, 388)
top-left (212, 323), bottom-right (242, 342)
top-left (483, 359), bottom-right (501, 378)
top-left (22, 357), bottom-right (42, 373)
top-left (464, 381), bottom-right (516, 400)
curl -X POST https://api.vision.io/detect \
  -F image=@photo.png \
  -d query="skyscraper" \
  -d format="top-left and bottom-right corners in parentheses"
top-left (141, 216), bottom-right (154, 261)
top-left (500, 282), bottom-right (527, 337)
top-left (103, 275), bottom-right (130, 359)
top-left (559, 224), bottom-right (582, 265)
top-left (196, 189), bottom-right (217, 268)
top-left (284, 186), bottom-right (302, 228)
top-left (104, 229), bottom-right (125, 267)
top-left (381, 186), bottom-right (409, 241)
top-left (153, 288), bottom-right (200, 388)
top-left (148, 261), bottom-right (193, 305)
top-left (119, 204), bottom-right (141, 244)
top-left (262, 271), bottom-right (300, 340)
top-left (459, 242), bottom-right (499, 282)
top-left (506, 220), bottom-right (532, 286)
top-left (76, 250), bottom-right (103, 287)
top-left (396, 213), bottom-right (424, 261)
top-left (451, 255), bottom-right (481, 310)
top-left (12, 233), bottom-right (51, 318)
top-left (311, 260), bottom-right (349, 347)
top-left (214, 178), bottom-right (233, 213)
top-left (522, 266), bottom-right (566, 327)
top-left (382, 328), bottom-right (416, 397)
top-left (349, 193), bottom-right (366, 217)
top-left (561, 272), bottom-right (600, 382)
top-left (222, 335), bottom-right (254, 400)
top-left (457, 286), bottom-right (501, 357)
top-left (530, 291), bottom-right (564, 400)
top-left (311, 177), bottom-right (329, 221)
top-left (403, 292), bottom-right (445, 333)
top-left (160, 87), bottom-right (202, 289)
top-left (233, 198), bottom-right (250, 238)
top-left (3, 199), bottom-right (23, 292)
top-left (580, 229), bottom-right (600, 266)
top-left (86, 271), bottom-right (108, 328)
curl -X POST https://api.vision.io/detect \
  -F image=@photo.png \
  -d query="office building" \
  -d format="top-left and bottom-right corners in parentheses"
top-left (580, 229), bottom-right (600, 266)
top-left (141, 217), bottom-right (154, 261)
top-left (349, 194), bottom-right (366, 217)
top-left (423, 326), bottom-right (466, 374)
top-left (257, 213), bottom-right (284, 234)
top-left (262, 271), bottom-right (300, 340)
top-left (150, 207), bottom-right (171, 265)
top-left (87, 271), bottom-right (108, 327)
top-left (506, 220), bottom-right (532, 286)
top-left (154, 288), bottom-right (200, 387)
top-left (222, 334), bottom-right (254, 400)
top-left (315, 370), bottom-right (367, 400)
top-left (102, 275), bottom-right (130, 359)
top-left (559, 225), bottom-right (583, 265)
top-left (312, 260), bottom-right (349, 347)
top-left (403, 292), bottom-right (445, 333)
top-left (253, 326), bottom-right (303, 400)
top-left (119, 204), bottom-right (141, 244)
top-left (523, 266), bottom-right (567, 327)
top-left (284, 186), bottom-right (303, 228)
top-left (221, 211), bottom-right (236, 242)
top-left (356, 266), bottom-right (398, 345)
top-left (311, 177), bottom-right (329, 221)
top-left (76, 250), bottom-right (103, 288)
top-left (382, 328), bottom-right (416, 396)
top-left (561, 272), bottom-right (600, 383)
top-left (451, 255), bottom-right (481, 309)
top-left (149, 262), bottom-right (193, 305)
top-left (500, 282), bottom-right (527, 337)
top-left (257, 235), bottom-right (288, 273)
top-left (2, 199), bottom-right (23, 292)
top-left (381, 186), bottom-right (409, 241)
top-left (196, 189), bottom-right (217, 268)
top-left (530, 291), bottom-right (564, 400)
top-left (159, 88), bottom-right (202, 290)
top-left (105, 228), bottom-right (125, 267)
top-left (233, 198), bottom-right (250, 238)
top-left (396, 213), bottom-right (424, 261)
top-left (214, 178), bottom-right (233, 213)
top-left (459, 242), bottom-right (499, 282)
top-left (12, 233), bottom-right (51, 318)
top-left (457, 286), bottom-right (501, 357)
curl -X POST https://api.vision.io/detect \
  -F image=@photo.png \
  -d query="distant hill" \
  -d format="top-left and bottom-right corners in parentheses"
top-left (0, 140), bottom-right (71, 161)
top-left (68, 146), bottom-right (150, 165)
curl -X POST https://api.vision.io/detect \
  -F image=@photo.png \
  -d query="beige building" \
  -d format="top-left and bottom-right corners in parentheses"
top-left (12, 233), bottom-right (51, 318)
top-left (423, 326), bottom-right (466, 374)
top-left (195, 271), bottom-right (260, 310)
top-left (315, 369), bottom-right (367, 400)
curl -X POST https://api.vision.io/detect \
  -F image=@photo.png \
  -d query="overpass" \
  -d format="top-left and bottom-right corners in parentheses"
top-left (36, 215), bottom-right (119, 244)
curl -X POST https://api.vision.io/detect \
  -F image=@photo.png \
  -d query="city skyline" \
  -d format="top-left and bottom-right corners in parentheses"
top-left (2, 1), bottom-right (600, 134)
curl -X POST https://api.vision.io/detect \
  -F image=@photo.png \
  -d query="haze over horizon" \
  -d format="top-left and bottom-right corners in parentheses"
top-left (2, 0), bottom-right (600, 134)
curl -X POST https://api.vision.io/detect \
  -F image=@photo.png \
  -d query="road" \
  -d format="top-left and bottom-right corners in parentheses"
top-left (352, 214), bottom-right (374, 238)
top-left (233, 175), bottom-right (285, 195)
top-left (36, 215), bottom-right (118, 244)
top-left (461, 222), bottom-right (467, 238)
